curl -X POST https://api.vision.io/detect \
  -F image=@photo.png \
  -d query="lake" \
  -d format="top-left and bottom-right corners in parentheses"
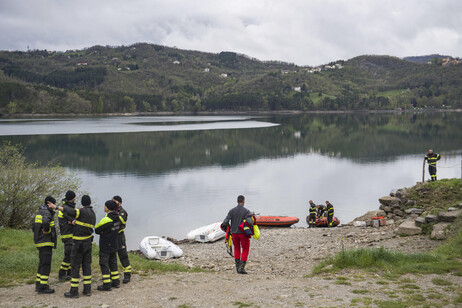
top-left (1, 112), bottom-right (461, 249)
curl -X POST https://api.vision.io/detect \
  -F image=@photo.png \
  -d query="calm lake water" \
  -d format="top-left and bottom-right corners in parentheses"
top-left (1, 112), bottom-right (461, 250)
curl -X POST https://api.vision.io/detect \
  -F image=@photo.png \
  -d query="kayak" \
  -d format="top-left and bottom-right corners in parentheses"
top-left (187, 222), bottom-right (226, 243)
top-left (255, 215), bottom-right (299, 227)
top-left (139, 236), bottom-right (183, 260)
top-left (306, 216), bottom-right (340, 227)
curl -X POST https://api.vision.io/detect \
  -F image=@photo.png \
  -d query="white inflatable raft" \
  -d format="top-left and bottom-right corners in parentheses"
top-left (139, 236), bottom-right (183, 260)
top-left (187, 222), bottom-right (226, 243)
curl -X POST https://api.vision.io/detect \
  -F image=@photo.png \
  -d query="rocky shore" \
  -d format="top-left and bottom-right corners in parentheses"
top-left (1, 188), bottom-right (461, 307)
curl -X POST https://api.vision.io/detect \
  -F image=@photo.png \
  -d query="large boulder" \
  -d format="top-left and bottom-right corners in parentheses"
top-left (395, 220), bottom-right (422, 236)
top-left (431, 222), bottom-right (452, 240)
top-left (437, 209), bottom-right (462, 222)
top-left (379, 196), bottom-right (401, 207)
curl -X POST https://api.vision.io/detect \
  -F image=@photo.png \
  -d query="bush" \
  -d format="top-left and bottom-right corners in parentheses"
top-left (0, 142), bottom-right (81, 229)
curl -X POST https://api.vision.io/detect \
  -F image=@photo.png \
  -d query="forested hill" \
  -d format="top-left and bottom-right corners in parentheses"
top-left (0, 43), bottom-right (461, 115)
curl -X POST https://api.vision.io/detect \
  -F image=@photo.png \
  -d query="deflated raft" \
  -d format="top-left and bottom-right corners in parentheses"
top-left (255, 215), bottom-right (299, 227)
top-left (139, 236), bottom-right (183, 260)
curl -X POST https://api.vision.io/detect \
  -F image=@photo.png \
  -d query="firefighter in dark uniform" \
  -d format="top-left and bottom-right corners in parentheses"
top-left (308, 200), bottom-right (317, 228)
top-left (326, 201), bottom-right (335, 227)
top-left (316, 204), bottom-right (326, 217)
top-left (33, 196), bottom-right (58, 294)
top-left (425, 149), bottom-right (441, 181)
top-left (54, 195), bottom-right (96, 298)
top-left (95, 200), bottom-right (123, 291)
top-left (58, 190), bottom-right (76, 281)
top-left (113, 195), bottom-right (132, 284)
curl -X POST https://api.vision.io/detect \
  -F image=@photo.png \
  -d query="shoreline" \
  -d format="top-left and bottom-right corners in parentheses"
top-left (1, 108), bottom-right (461, 119)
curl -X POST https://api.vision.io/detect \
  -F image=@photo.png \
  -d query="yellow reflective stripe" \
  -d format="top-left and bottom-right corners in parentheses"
top-left (58, 211), bottom-right (64, 218)
top-left (119, 215), bottom-right (126, 225)
top-left (110, 271), bottom-right (118, 275)
top-left (74, 220), bottom-right (94, 228)
top-left (72, 235), bottom-right (92, 240)
top-left (71, 278), bottom-right (79, 282)
top-left (35, 215), bottom-right (43, 223)
top-left (83, 280), bottom-right (92, 285)
top-left (102, 274), bottom-right (110, 278)
top-left (118, 228), bottom-right (125, 233)
top-left (71, 283), bottom-right (79, 287)
top-left (75, 209), bottom-right (80, 219)
top-left (40, 275), bottom-right (49, 279)
top-left (61, 234), bottom-right (73, 239)
top-left (50, 221), bottom-right (55, 226)
top-left (61, 262), bottom-right (71, 266)
top-left (35, 242), bottom-right (54, 247)
top-left (111, 275), bottom-right (120, 280)
top-left (103, 279), bottom-right (111, 283)
top-left (95, 215), bottom-right (112, 229)
top-left (43, 229), bottom-right (51, 234)
top-left (83, 275), bottom-right (91, 280)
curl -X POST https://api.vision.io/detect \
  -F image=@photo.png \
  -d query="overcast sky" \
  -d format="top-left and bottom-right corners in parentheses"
top-left (0, 0), bottom-right (461, 66)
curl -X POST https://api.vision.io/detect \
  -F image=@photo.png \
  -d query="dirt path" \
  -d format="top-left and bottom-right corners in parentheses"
top-left (1, 226), bottom-right (461, 307)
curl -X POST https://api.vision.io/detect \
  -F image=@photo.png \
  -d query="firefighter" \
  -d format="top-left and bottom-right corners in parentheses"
top-left (95, 200), bottom-right (123, 291)
top-left (316, 204), bottom-right (326, 217)
top-left (308, 200), bottom-right (317, 228)
top-left (58, 190), bottom-right (76, 281)
top-left (425, 149), bottom-right (441, 181)
top-left (33, 196), bottom-right (58, 294)
top-left (113, 195), bottom-right (131, 284)
top-left (54, 195), bottom-right (96, 298)
top-left (326, 201), bottom-right (334, 227)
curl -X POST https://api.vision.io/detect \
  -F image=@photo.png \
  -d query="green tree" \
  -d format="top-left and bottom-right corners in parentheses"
top-left (6, 101), bottom-right (17, 114)
top-left (0, 142), bottom-right (82, 229)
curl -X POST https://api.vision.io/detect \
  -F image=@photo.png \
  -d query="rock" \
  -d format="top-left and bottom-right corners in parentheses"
top-left (405, 200), bottom-right (415, 207)
top-left (448, 207), bottom-right (458, 211)
top-left (379, 205), bottom-right (392, 213)
top-left (437, 209), bottom-right (462, 222)
top-left (405, 208), bottom-right (424, 215)
top-left (414, 217), bottom-right (427, 226)
top-left (393, 209), bottom-right (405, 217)
top-left (350, 210), bottom-right (386, 223)
top-left (457, 202), bottom-right (462, 209)
top-left (395, 220), bottom-right (422, 236)
top-left (379, 196), bottom-right (401, 207)
top-left (425, 215), bottom-right (438, 223)
top-left (431, 222), bottom-right (452, 240)
top-left (386, 219), bottom-right (395, 225)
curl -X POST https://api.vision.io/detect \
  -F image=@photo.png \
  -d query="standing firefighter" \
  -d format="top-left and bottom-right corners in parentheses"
top-left (221, 195), bottom-right (253, 274)
top-left (425, 149), bottom-right (441, 181)
top-left (95, 200), bottom-right (122, 291)
top-left (54, 195), bottom-right (96, 298)
top-left (113, 195), bottom-right (131, 284)
top-left (58, 190), bottom-right (76, 281)
top-left (308, 200), bottom-right (317, 228)
top-left (34, 196), bottom-right (58, 294)
top-left (325, 201), bottom-right (334, 227)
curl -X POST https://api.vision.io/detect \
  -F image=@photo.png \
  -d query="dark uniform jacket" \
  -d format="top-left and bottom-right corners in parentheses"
top-left (34, 204), bottom-right (57, 248)
top-left (309, 203), bottom-right (317, 216)
top-left (425, 153), bottom-right (441, 165)
top-left (63, 205), bottom-right (96, 242)
top-left (222, 204), bottom-right (253, 234)
top-left (58, 199), bottom-right (76, 242)
top-left (95, 211), bottom-right (123, 253)
top-left (118, 206), bottom-right (128, 235)
top-left (326, 203), bottom-right (334, 216)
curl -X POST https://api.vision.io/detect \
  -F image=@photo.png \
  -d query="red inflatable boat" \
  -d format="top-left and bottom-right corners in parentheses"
top-left (255, 216), bottom-right (300, 227)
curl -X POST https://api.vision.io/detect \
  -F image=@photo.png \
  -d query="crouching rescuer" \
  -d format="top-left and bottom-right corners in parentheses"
top-left (221, 195), bottom-right (255, 274)
top-left (33, 196), bottom-right (58, 294)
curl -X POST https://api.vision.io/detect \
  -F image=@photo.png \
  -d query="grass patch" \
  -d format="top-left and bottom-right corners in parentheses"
top-left (454, 293), bottom-right (462, 304)
top-left (431, 277), bottom-right (452, 286)
top-left (376, 280), bottom-right (389, 285)
top-left (402, 284), bottom-right (420, 290)
top-left (351, 289), bottom-right (369, 294)
top-left (0, 228), bottom-right (203, 287)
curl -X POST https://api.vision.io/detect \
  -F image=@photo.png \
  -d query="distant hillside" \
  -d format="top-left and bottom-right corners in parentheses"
top-left (0, 44), bottom-right (461, 115)
top-left (403, 54), bottom-right (450, 63)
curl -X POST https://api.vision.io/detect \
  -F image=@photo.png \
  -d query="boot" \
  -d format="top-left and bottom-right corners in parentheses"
top-left (83, 284), bottom-right (91, 296)
top-left (235, 259), bottom-right (241, 273)
top-left (239, 261), bottom-right (248, 274)
top-left (123, 273), bottom-right (131, 284)
top-left (58, 269), bottom-right (70, 281)
top-left (37, 285), bottom-right (55, 294)
top-left (111, 279), bottom-right (120, 289)
top-left (35, 281), bottom-right (40, 292)
top-left (64, 287), bottom-right (79, 298)
top-left (97, 283), bottom-right (112, 292)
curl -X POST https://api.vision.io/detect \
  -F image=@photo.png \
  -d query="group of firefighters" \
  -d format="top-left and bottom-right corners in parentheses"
top-left (33, 190), bottom-right (131, 297)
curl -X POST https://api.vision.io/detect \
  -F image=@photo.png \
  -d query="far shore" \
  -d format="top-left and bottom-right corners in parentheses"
top-left (1, 108), bottom-right (461, 119)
